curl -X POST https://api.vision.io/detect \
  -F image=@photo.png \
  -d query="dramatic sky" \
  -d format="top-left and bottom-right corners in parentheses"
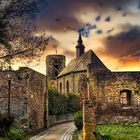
top-left (23, 0), bottom-right (140, 74)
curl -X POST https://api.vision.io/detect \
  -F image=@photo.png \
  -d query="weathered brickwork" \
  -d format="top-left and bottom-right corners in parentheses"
top-left (87, 63), bottom-right (140, 107)
top-left (78, 74), bottom-right (88, 107)
top-left (83, 100), bottom-right (96, 140)
top-left (46, 55), bottom-right (65, 82)
top-left (0, 67), bottom-right (47, 129)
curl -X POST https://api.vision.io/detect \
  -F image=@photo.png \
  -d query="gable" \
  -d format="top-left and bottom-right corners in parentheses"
top-left (58, 49), bottom-right (109, 77)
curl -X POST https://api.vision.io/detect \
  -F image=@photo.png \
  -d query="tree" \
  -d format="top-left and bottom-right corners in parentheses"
top-left (0, 0), bottom-right (49, 70)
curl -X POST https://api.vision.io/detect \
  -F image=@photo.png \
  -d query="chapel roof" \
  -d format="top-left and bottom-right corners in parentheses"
top-left (57, 49), bottom-right (108, 77)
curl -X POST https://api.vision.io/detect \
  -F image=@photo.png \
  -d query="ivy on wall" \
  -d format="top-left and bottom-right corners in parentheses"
top-left (48, 88), bottom-right (80, 115)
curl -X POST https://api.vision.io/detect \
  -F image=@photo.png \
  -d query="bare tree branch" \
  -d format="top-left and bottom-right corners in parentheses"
top-left (0, 0), bottom-right (49, 70)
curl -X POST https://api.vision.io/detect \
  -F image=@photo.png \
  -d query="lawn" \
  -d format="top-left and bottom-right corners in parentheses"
top-left (96, 123), bottom-right (140, 140)
top-left (73, 122), bottom-right (140, 140)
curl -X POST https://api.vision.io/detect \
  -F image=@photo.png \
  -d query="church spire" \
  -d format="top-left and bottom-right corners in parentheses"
top-left (78, 33), bottom-right (83, 44)
top-left (76, 33), bottom-right (85, 58)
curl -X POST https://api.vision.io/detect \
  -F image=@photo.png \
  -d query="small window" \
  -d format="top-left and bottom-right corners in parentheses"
top-left (60, 83), bottom-right (62, 93)
top-left (120, 90), bottom-right (132, 106)
top-left (54, 65), bottom-right (59, 77)
top-left (54, 70), bottom-right (58, 77)
top-left (54, 59), bottom-right (58, 64)
top-left (66, 81), bottom-right (69, 93)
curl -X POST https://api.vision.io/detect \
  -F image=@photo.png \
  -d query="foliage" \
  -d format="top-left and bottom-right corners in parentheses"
top-left (0, 126), bottom-right (25, 140)
top-left (0, 0), bottom-right (49, 70)
top-left (73, 111), bottom-right (83, 131)
top-left (72, 129), bottom-right (82, 140)
top-left (67, 93), bottom-right (80, 113)
top-left (6, 126), bottom-right (25, 140)
top-left (96, 123), bottom-right (140, 140)
top-left (0, 114), bottom-right (14, 136)
top-left (48, 88), bottom-right (80, 115)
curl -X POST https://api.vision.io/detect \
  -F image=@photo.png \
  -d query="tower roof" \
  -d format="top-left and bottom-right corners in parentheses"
top-left (76, 33), bottom-right (85, 48)
top-left (78, 33), bottom-right (83, 44)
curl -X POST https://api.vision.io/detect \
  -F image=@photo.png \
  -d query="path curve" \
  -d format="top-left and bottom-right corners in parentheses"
top-left (29, 122), bottom-right (76, 140)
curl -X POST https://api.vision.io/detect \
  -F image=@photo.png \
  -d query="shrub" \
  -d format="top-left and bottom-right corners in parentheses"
top-left (0, 113), bottom-right (14, 136)
top-left (7, 126), bottom-right (25, 140)
top-left (48, 88), bottom-right (80, 115)
top-left (67, 93), bottom-right (80, 113)
top-left (48, 88), bottom-right (68, 115)
top-left (73, 111), bottom-right (83, 131)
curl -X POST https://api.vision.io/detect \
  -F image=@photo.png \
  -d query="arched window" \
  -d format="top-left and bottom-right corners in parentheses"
top-left (120, 90), bottom-right (132, 106)
top-left (66, 81), bottom-right (69, 93)
top-left (54, 70), bottom-right (58, 77)
top-left (60, 82), bottom-right (62, 93)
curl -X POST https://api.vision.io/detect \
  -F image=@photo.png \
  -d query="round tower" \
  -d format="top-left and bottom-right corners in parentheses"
top-left (46, 55), bottom-right (66, 81)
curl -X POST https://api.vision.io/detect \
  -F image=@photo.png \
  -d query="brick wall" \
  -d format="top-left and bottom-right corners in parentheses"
top-left (87, 63), bottom-right (140, 107)
top-left (0, 67), bottom-right (47, 129)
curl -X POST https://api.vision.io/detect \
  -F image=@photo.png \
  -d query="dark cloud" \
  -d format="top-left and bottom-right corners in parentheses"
top-left (78, 23), bottom-right (97, 38)
top-left (96, 29), bottom-right (103, 35)
top-left (103, 24), bottom-right (140, 59)
top-left (105, 16), bottom-right (111, 22)
top-left (95, 16), bottom-right (101, 22)
top-left (35, 0), bottom-right (135, 32)
top-left (132, 51), bottom-right (140, 57)
top-left (116, 7), bottom-right (122, 11)
top-left (138, 0), bottom-right (140, 9)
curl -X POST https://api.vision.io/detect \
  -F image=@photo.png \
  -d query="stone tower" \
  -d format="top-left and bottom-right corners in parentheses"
top-left (46, 55), bottom-right (66, 82)
top-left (76, 33), bottom-right (85, 58)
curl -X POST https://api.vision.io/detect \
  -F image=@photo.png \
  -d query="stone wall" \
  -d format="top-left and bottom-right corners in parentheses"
top-left (77, 63), bottom-right (140, 126)
top-left (57, 71), bottom-right (86, 94)
top-left (46, 55), bottom-right (65, 82)
top-left (87, 63), bottom-right (140, 107)
top-left (78, 74), bottom-right (88, 107)
top-left (25, 67), bottom-right (47, 129)
top-left (0, 70), bottom-right (28, 119)
top-left (0, 67), bottom-right (47, 129)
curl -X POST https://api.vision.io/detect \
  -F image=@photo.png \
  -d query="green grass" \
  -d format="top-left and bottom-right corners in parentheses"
top-left (96, 123), bottom-right (140, 140)
top-left (73, 123), bottom-right (140, 140)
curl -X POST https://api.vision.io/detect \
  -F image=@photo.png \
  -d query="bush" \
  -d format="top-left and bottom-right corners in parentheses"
top-left (7, 126), bottom-right (25, 140)
top-left (73, 111), bottom-right (83, 131)
top-left (0, 114), bottom-right (14, 136)
top-left (67, 94), bottom-right (80, 113)
top-left (48, 88), bottom-right (80, 115)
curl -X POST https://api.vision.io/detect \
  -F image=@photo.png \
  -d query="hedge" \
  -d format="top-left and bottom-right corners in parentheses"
top-left (73, 111), bottom-right (83, 131)
top-left (48, 88), bottom-right (80, 115)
